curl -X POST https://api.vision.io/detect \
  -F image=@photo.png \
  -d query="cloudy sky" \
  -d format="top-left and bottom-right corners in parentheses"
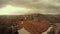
top-left (0, 0), bottom-right (60, 15)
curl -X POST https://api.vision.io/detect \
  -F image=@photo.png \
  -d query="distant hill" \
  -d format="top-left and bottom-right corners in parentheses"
top-left (0, 14), bottom-right (60, 25)
top-left (24, 14), bottom-right (60, 23)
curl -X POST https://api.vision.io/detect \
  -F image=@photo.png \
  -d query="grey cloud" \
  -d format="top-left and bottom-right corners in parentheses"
top-left (0, 0), bottom-right (60, 7)
top-left (0, 0), bottom-right (10, 8)
top-left (0, 0), bottom-right (60, 15)
top-left (1, 0), bottom-right (60, 9)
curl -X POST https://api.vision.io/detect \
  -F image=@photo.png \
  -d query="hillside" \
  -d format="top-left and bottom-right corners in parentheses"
top-left (0, 14), bottom-right (60, 34)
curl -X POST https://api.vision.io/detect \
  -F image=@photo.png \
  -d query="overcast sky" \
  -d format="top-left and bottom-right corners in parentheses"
top-left (0, 0), bottom-right (60, 15)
